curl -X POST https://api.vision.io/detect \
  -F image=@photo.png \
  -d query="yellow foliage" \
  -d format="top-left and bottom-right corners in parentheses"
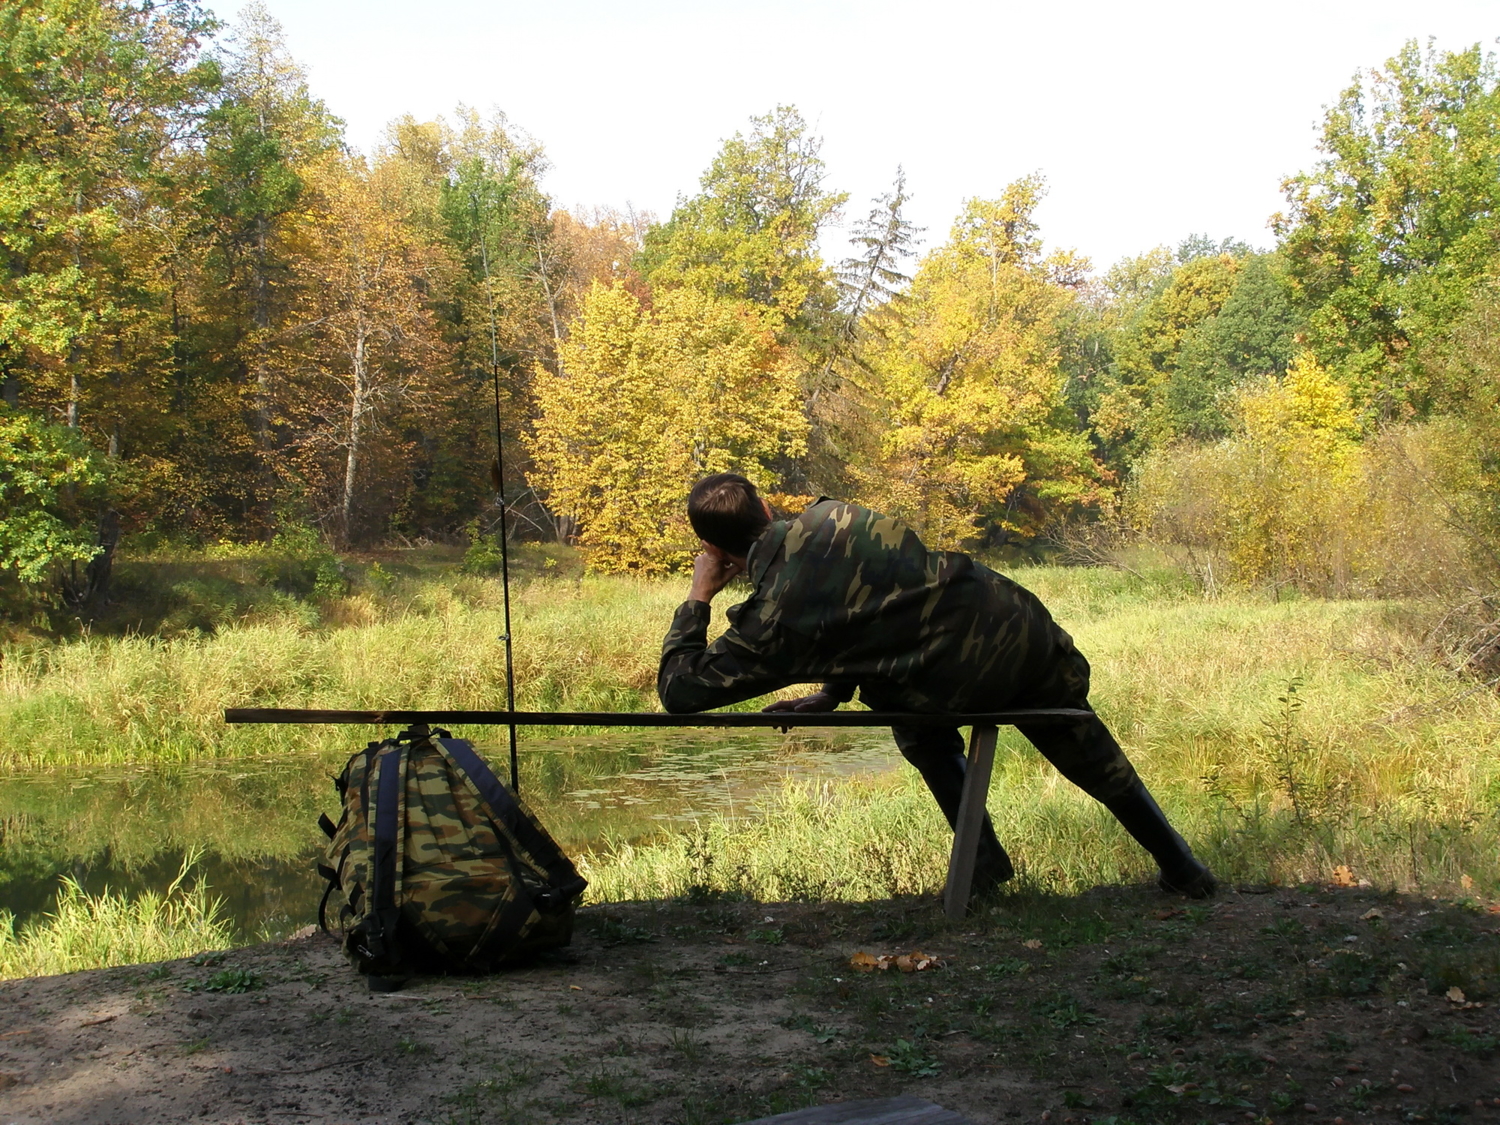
top-left (527, 283), bottom-right (806, 574)
top-left (851, 185), bottom-right (1104, 548)
top-left (1129, 354), bottom-right (1466, 594)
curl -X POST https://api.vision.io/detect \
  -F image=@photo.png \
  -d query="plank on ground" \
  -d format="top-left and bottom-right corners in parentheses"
top-left (734, 1095), bottom-right (978, 1124)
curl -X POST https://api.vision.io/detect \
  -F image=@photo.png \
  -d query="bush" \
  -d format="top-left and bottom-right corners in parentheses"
top-left (1128, 356), bottom-right (1471, 597)
top-left (460, 518), bottom-right (506, 576)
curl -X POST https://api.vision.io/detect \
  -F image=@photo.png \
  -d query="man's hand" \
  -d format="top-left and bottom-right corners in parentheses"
top-left (763, 691), bottom-right (840, 732)
top-left (762, 691), bottom-right (840, 715)
top-left (689, 548), bottom-right (744, 604)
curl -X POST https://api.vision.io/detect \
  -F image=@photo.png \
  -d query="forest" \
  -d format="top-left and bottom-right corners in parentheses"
top-left (4, 0), bottom-right (1500, 619)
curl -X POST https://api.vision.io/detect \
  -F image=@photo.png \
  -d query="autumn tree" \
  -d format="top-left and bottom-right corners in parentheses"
top-left (851, 179), bottom-right (1104, 548)
top-left (275, 156), bottom-right (455, 544)
top-left (197, 4), bottom-right (339, 478)
top-left (0, 0), bottom-right (215, 424)
top-left (528, 283), bottom-right (806, 572)
top-left (807, 170), bottom-right (923, 493)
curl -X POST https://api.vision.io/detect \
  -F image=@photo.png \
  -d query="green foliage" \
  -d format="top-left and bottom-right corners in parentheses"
top-left (196, 967), bottom-right (263, 993)
top-left (640, 105), bottom-right (845, 338)
top-left (1276, 40), bottom-right (1500, 418)
top-left (0, 407), bottom-right (105, 584)
top-left (460, 518), bottom-right (506, 576)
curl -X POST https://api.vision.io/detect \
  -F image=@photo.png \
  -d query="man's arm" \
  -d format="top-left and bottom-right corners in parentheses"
top-left (657, 599), bottom-right (797, 713)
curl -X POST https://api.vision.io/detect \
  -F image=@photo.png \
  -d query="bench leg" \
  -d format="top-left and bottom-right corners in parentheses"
top-left (943, 724), bottom-right (999, 920)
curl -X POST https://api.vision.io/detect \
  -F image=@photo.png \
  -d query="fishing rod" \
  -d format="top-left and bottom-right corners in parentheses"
top-left (473, 180), bottom-right (520, 793)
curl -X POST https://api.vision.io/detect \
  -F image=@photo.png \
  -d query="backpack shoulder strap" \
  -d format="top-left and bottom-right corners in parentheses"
top-left (366, 744), bottom-right (406, 959)
top-left (435, 737), bottom-right (587, 906)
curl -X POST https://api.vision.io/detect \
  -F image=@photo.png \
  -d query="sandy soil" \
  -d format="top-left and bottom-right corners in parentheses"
top-left (1, 886), bottom-right (1498, 1125)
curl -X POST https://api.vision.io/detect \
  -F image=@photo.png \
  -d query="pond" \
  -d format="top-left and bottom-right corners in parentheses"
top-left (0, 729), bottom-right (902, 939)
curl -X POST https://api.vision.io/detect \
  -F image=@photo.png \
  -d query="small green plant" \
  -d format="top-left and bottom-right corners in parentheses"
top-left (885, 1038), bottom-right (940, 1078)
top-left (193, 968), bottom-right (261, 993)
top-left (668, 1027), bottom-right (705, 1063)
top-left (586, 914), bottom-right (655, 946)
top-left (985, 957), bottom-right (1030, 978)
top-left (747, 926), bottom-right (784, 944)
top-left (461, 519), bottom-right (506, 576)
top-left (783, 1014), bottom-right (838, 1043)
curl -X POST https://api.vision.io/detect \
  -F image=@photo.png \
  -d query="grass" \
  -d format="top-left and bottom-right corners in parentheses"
top-left (5, 547), bottom-right (1500, 974)
top-left (0, 854), bottom-right (232, 980)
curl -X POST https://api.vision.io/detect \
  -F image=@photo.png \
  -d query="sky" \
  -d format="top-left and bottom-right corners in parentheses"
top-left (232, 0), bottom-right (1497, 272)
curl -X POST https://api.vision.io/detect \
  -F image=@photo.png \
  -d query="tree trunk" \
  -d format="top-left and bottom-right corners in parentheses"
top-left (341, 328), bottom-right (366, 545)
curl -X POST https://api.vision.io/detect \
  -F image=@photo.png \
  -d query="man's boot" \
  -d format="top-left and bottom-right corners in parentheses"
top-left (908, 755), bottom-right (1014, 894)
top-left (1103, 780), bottom-right (1217, 898)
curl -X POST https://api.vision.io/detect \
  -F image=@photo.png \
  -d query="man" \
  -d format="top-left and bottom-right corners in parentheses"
top-left (657, 473), bottom-right (1216, 898)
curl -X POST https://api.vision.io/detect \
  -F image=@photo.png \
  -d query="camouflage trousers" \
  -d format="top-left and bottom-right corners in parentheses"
top-left (867, 636), bottom-right (1142, 822)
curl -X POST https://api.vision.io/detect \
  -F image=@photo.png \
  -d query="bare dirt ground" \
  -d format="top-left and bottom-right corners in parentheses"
top-left (2, 884), bottom-right (1498, 1125)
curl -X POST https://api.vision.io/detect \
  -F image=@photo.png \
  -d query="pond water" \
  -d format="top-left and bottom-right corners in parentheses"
top-left (0, 729), bottom-right (901, 939)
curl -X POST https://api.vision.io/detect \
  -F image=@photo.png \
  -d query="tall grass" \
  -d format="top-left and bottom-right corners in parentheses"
top-left (6, 554), bottom-right (1500, 911)
top-left (0, 571), bottom-right (684, 769)
top-left (0, 856), bottom-right (232, 980)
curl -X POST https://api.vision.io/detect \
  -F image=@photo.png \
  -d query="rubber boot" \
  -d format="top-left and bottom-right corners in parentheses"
top-left (1103, 781), bottom-right (1217, 898)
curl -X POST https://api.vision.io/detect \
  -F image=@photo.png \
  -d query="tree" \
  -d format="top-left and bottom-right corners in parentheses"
top-left (0, 407), bottom-right (105, 586)
top-left (639, 106), bottom-right (846, 339)
top-left (528, 283), bottom-right (806, 573)
top-left (1275, 40), bottom-right (1500, 419)
top-left (198, 2), bottom-right (339, 476)
top-left (850, 180), bottom-right (1105, 548)
top-left (275, 156), bottom-right (455, 544)
top-left (806, 170), bottom-right (923, 494)
top-left (0, 0), bottom-right (216, 423)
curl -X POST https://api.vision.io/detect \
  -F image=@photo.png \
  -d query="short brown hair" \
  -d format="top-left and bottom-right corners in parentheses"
top-left (688, 473), bottom-right (769, 557)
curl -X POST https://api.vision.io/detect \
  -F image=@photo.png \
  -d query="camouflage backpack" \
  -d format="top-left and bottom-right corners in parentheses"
top-left (317, 725), bottom-right (586, 991)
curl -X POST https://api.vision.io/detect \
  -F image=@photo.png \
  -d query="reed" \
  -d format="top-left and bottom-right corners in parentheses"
top-left (0, 856), bottom-right (232, 980)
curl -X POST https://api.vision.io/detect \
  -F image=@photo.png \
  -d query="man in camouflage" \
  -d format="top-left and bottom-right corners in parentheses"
top-left (658, 473), bottom-right (1216, 898)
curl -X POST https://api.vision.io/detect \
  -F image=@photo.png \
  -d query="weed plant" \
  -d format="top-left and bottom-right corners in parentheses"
top-left (0, 855), bottom-right (231, 980)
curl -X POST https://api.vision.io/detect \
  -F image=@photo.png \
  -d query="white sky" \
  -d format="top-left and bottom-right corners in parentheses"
top-left (236, 0), bottom-right (1497, 272)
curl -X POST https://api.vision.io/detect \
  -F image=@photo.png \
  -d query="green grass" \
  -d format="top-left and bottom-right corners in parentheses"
top-left (6, 550), bottom-right (1500, 906)
top-left (0, 855), bottom-right (232, 980)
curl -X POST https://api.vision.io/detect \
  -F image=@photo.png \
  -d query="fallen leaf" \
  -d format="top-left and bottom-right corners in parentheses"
top-left (1021, 939), bottom-right (1043, 950)
top-left (1360, 909), bottom-right (1383, 921)
top-left (1462, 874), bottom-right (1475, 890)
top-left (1447, 986), bottom-right (1467, 1004)
top-left (849, 952), bottom-right (879, 972)
top-left (1331, 865), bottom-right (1358, 887)
top-left (869, 1054), bottom-right (890, 1067)
top-left (1165, 1084), bottom-right (1189, 1095)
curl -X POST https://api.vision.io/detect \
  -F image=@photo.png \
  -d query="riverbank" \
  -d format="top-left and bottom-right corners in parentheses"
top-left (2, 886), bottom-right (1496, 1125)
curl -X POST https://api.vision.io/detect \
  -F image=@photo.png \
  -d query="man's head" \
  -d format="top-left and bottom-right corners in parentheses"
top-left (688, 473), bottom-right (771, 559)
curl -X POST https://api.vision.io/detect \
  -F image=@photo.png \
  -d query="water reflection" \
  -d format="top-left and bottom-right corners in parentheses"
top-left (0, 729), bottom-right (899, 938)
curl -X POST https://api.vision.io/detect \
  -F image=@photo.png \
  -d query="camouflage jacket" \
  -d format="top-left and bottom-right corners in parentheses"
top-left (657, 499), bottom-right (1071, 714)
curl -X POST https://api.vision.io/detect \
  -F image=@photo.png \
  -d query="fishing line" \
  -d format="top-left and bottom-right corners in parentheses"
top-left (473, 181), bottom-right (520, 793)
